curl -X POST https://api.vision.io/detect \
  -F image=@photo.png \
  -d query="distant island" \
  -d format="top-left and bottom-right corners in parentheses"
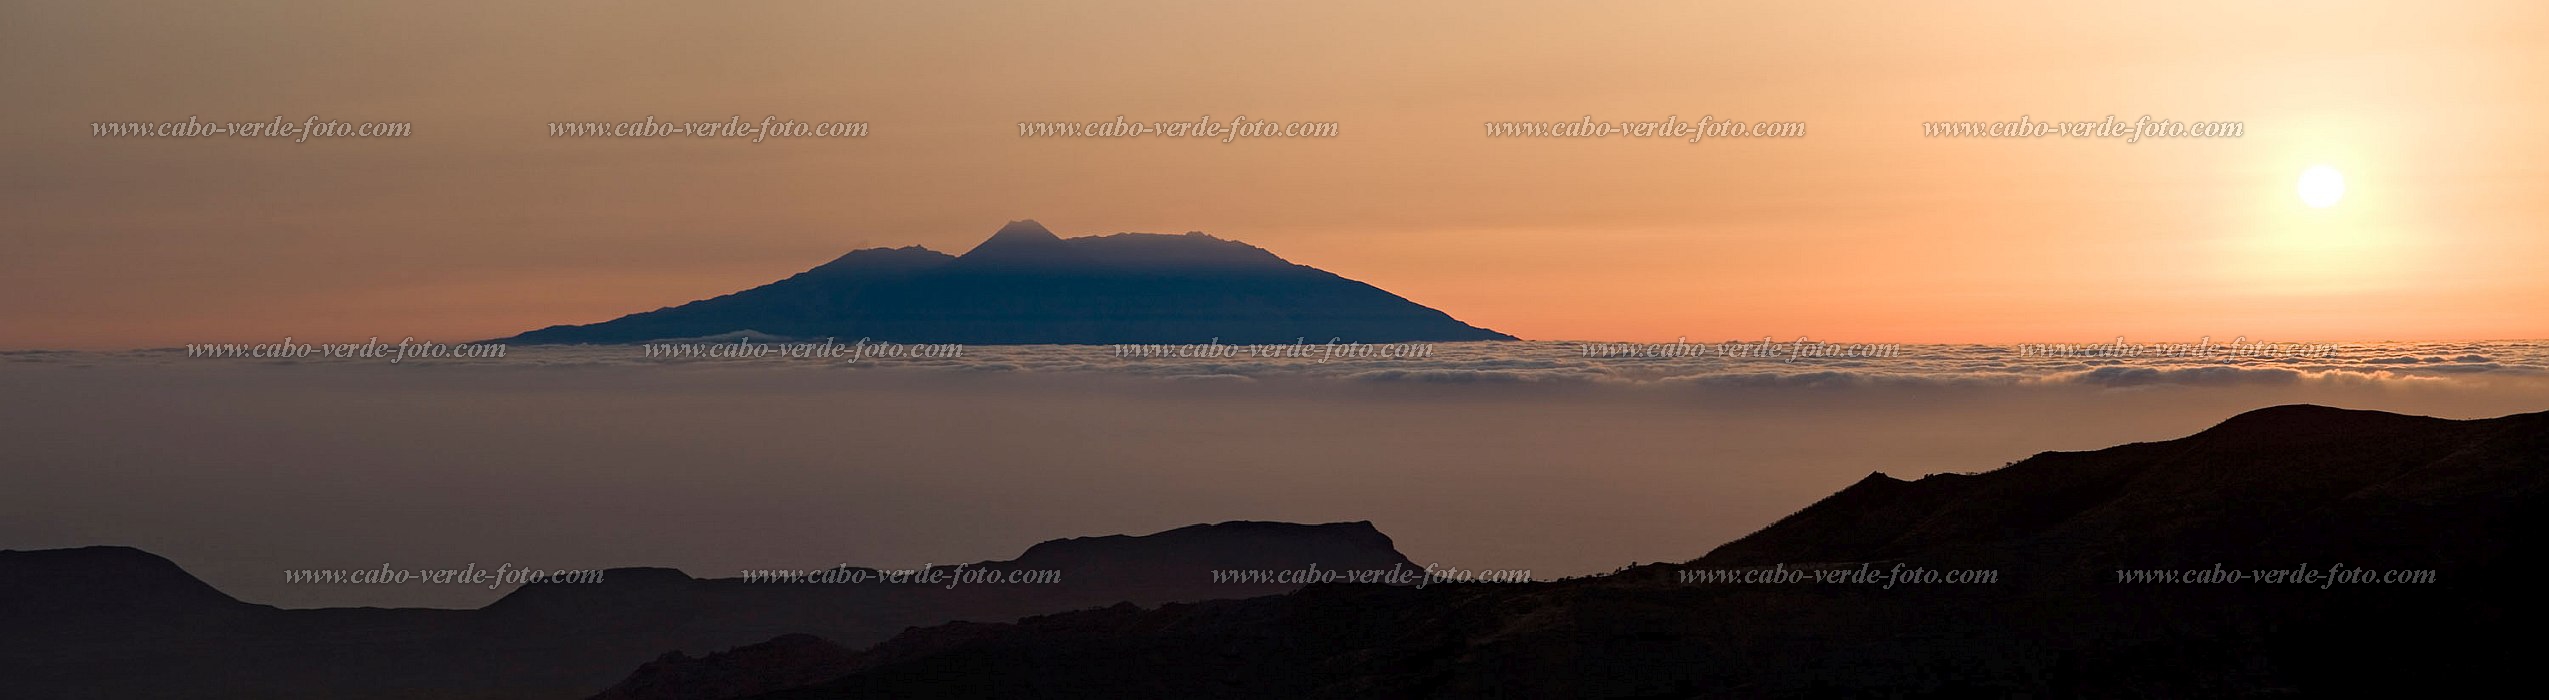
top-left (498, 220), bottom-right (1516, 345)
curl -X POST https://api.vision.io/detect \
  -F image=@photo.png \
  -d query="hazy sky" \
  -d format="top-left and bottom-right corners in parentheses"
top-left (5, 0), bottom-right (2545, 347)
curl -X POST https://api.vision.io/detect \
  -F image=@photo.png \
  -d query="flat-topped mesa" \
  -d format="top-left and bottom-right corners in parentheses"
top-left (1008, 520), bottom-right (1411, 575)
top-left (0, 546), bottom-right (253, 620)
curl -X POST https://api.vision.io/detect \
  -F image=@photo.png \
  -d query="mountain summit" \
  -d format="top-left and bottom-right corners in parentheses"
top-left (955, 219), bottom-right (1077, 266)
top-left (984, 218), bottom-right (1064, 244)
top-left (502, 221), bottom-right (1514, 345)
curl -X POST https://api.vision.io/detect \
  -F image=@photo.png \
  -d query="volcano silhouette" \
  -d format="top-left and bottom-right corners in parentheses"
top-left (500, 220), bottom-right (1515, 345)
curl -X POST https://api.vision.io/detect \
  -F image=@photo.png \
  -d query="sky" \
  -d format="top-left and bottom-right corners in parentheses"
top-left (4, 0), bottom-right (2546, 348)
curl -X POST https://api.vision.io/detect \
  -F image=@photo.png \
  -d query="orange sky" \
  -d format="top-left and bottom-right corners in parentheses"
top-left (4, 0), bottom-right (2545, 348)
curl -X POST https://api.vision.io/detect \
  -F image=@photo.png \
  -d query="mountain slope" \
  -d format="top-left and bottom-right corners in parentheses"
top-left (742, 405), bottom-right (2549, 699)
top-left (0, 521), bottom-right (1414, 700)
top-left (500, 220), bottom-right (1515, 345)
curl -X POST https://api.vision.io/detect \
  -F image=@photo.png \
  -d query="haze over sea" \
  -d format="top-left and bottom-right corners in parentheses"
top-left (6, 339), bottom-right (2542, 608)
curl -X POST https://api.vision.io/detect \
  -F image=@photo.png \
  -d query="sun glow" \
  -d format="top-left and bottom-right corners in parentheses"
top-left (2298, 166), bottom-right (2346, 208)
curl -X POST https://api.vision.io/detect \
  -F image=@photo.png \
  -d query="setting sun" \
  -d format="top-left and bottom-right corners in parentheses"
top-left (2299, 165), bottom-right (2347, 208)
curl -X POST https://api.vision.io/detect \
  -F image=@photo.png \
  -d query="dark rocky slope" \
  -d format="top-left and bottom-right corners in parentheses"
top-left (0, 521), bottom-right (1412, 699)
top-left (737, 405), bottom-right (2549, 699)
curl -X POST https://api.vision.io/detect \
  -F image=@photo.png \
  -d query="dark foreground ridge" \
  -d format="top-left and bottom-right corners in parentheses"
top-left (669, 404), bottom-right (2542, 699)
top-left (0, 521), bottom-right (1412, 700)
top-left (497, 220), bottom-right (1516, 345)
top-left (11, 405), bottom-right (2542, 699)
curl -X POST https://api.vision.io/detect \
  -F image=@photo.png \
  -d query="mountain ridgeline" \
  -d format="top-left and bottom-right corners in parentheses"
top-left (10, 405), bottom-right (2542, 699)
top-left (714, 405), bottom-right (2549, 699)
top-left (0, 521), bottom-right (1413, 700)
top-left (500, 220), bottom-right (1515, 345)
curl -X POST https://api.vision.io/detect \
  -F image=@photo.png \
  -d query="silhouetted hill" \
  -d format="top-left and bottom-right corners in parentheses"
top-left (1697, 404), bottom-right (2521, 571)
top-left (1, 546), bottom-right (231, 607)
top-left (734, 405), bottom-right (2549, 699)
top-left (0, 521), bottom-right (1413, 700)
top-left (498, 220), bottom-right (1514, 345)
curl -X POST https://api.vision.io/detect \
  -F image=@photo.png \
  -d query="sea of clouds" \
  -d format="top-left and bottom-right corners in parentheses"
top-left (19, 338), bottom-right (2538, 388)
top-left (5, 339), bottom-right (2544, 609)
